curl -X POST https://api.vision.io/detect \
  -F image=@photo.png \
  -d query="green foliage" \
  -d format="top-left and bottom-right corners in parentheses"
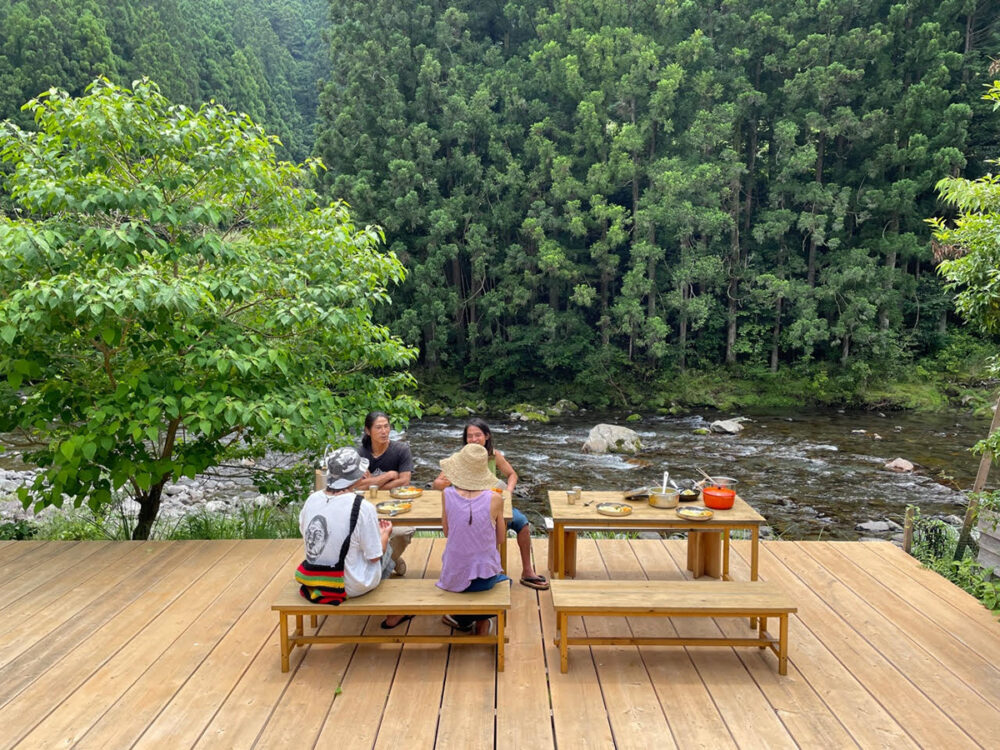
top-left (0, 0), bottom-right (328, 162)
top-left (0, 79), bottom-right (417, 539)
top-left (250, 462), bottom-right (313, 508)
top-left (0, 519), bottom-right (38, 540)
top-left (169, 503), bottom-right (299, 540)
top-left (909, 505), bottom-right (1000, 614)
top-left (933, 81), bottom-right (1000, 454)
top-left (315, 1), bottom-right (1000, 393)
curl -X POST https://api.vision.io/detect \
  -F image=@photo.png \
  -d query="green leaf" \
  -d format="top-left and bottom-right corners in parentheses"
top-left (82, 442), bottom-right (97, 461)
top-left (0, 326), bottom-right (15, 345)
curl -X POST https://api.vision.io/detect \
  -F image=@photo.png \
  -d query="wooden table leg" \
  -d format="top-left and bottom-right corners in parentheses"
top-left (279, 614), bottom-right (290, 672)
top-left (704, 531), bottom-right (722, 579)
top-left (555, 522), bottom-right (565, 580)
top-left (688, 531), bottom-right (708, 577)
top-left (559, 611), bottom-right (569, 673)
top-left (750, 526), bottom-right (761, 627)
top-left (722, 532), bottom-right (731, 580)
top-left (499, 539), bottom-right (508, 574)
top-left (778, 614), bottom-right (789, 675)
top-left (496, 610), bottom-right (506, 672)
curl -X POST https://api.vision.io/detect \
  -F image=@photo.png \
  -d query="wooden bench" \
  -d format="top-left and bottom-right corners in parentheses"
top-left (551, 579), bottom-right (797, 675)
top-left (272, 578), bottom-right (511, 672)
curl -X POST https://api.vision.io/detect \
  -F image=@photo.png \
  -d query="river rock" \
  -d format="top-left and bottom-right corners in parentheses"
top-left (582, 424), bottom-right (642, 454)
top-left (550, 399), bottom-right (579, 415)
top-left (884, 457), bottom-right (915, 473)
top-left (510, 403), bottom-right (550, 423)
top-left (710, 419), bottom-right (745, 434)
top-left (856, 520), bottom-right (894, 533)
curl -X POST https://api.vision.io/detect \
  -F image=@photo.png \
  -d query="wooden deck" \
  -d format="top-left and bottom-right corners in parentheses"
top-left (1, 537), bottom-right (998, 748)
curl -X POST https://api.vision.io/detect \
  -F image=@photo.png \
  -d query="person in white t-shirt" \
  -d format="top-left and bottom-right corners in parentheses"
top-left (298, 446), bottom-right (412, 628)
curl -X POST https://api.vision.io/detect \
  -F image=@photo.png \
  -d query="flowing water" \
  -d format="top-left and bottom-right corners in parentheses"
top-left (402, 409), bottom-right (992, 540)
top-left (1, 408), bottom-right (991, 540)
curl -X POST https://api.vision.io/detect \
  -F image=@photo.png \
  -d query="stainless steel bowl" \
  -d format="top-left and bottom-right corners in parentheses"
top-left (649, 488), bottom-right (679, 508)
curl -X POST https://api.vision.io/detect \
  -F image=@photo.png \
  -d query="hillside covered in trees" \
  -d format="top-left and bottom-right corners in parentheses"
top-left (0, 0), bottom-right (326, 161)
top-left (3, 1), bottom-right (1000, 406)
top-left (316, 0), bottom-right (1000, 404)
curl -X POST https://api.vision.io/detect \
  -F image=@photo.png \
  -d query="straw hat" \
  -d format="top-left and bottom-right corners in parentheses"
top-left (439, 443), bottom-right (497, 491)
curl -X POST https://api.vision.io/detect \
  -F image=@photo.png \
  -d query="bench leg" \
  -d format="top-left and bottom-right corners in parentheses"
top-left (559, 611), bottom-right (569, 673)
top-left (758, 616), bottom-right (767, 647)
top-left (496, 610), bottom-right (506, 672)
top-left (279, 613), bottom-right (290, 673)
top-left (778, 614), bottom-right (789, 675)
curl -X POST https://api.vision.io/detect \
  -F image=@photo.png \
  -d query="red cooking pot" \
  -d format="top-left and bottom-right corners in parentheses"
top-left (701, 486), bottom-right (735, 510)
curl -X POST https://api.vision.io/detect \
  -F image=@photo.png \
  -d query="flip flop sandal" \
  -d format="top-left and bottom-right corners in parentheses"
top-left (380, 614), bottom-right (414, 630)
top-left (519, 575), bottom-right (549, 590)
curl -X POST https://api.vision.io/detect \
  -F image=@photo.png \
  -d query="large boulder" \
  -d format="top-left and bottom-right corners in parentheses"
top-left (710, 418), bottom-right (745, 434)
top-left (582, 424), bottom-right (642, 454)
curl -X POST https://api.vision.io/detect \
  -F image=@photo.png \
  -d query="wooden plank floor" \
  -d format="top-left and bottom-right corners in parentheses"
top-left (1, 537), bottom-right (998, 748)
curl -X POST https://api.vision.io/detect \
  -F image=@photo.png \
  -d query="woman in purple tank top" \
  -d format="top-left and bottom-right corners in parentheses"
top-left (436, 443), bottom-right (510, 635)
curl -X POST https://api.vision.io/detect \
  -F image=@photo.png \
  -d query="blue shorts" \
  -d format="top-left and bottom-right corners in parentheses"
top-left (507, 507), bottom-right (529, 533)
top-left (463, 573), bottom-right (511, 593)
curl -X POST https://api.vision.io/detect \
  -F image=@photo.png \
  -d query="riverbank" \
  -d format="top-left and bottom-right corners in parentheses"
top-left (414, 348), bottom-right (998, 419)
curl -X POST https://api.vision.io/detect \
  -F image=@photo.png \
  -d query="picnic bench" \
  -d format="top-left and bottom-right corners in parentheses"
top-left (550, 579), bottom-right (797, 675)
top-left (272, 578), bottom-right (511, 672)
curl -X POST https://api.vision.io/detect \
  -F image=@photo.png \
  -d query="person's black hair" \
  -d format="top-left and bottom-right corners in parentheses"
top-left (462, 418), bottom-right (495, 456)
top-left (361, 411), bottom-right (391, 451)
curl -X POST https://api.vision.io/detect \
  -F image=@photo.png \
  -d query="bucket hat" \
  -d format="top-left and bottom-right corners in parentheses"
top-left (326, 447), bottom-right (369, 489)
top-left (439, 443), bottom-right (496, 491)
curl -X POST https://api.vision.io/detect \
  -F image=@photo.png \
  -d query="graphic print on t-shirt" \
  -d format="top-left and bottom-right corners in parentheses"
top-left (304, 515), bottom-right (329, 561)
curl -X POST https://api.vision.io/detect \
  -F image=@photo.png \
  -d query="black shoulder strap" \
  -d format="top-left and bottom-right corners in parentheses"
top-left (334, 494), bottom-right (363, 568)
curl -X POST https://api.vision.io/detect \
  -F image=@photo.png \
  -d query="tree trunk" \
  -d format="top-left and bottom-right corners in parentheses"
top-left (133, 483), bottom-right (165, 540)
top-left (880, 244), bottom-right (897, 330)
top-left (955, 392), bottom-right (1000, 560)
top-left (647, 226), bottom-right (656, 318)
top-left (726, 175), bottom-right (741, 365)
top-left (771, 297), bottom-right (782, 373)
top-left (807, 134), bottom-right (826, 288)
top-left (678, 282), bottom-right (688, 371)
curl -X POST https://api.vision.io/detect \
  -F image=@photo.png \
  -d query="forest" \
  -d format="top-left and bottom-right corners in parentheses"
top-left (3, 0), bottom-right (1000, 407)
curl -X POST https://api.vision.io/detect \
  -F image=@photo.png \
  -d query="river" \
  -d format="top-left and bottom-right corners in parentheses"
top-left (402, 408), bottom-right (992, 540)
top-left (0, 407), bottom-right (991, 540)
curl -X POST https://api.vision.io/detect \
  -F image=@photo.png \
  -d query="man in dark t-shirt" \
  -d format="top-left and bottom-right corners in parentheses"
top-left (356, 441), bottom-right (414, 485)
top-left (352, 437), bottom-right (415, 576)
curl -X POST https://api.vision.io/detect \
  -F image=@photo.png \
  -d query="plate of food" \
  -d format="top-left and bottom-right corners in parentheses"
top-left (389, 486), bottom-right (423, 500)
top-left (376, 500), bottom-right (413, 516)
top-left (596, 502), bottom-right (633, 517)
top-left (678, 488), bottom-right (701, 502)
top-left (675, 506), bottom-right (713, 521)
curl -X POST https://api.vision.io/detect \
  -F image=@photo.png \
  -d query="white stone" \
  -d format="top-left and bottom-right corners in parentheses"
top-left (710, 419), bottom-right (745, 434)
top-left (581, 424), bottom-right (642, 454)
top-left (884, 458), bottom-right (914, 472)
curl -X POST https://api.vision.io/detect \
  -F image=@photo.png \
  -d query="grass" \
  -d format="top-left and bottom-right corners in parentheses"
top-left (0, 499), bottom-right (304, 541)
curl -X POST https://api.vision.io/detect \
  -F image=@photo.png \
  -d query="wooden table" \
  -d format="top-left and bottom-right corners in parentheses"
top-left (369, 488), bottom-right (514, 573)
top-left (547, 490), bottom-right (766, 581)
